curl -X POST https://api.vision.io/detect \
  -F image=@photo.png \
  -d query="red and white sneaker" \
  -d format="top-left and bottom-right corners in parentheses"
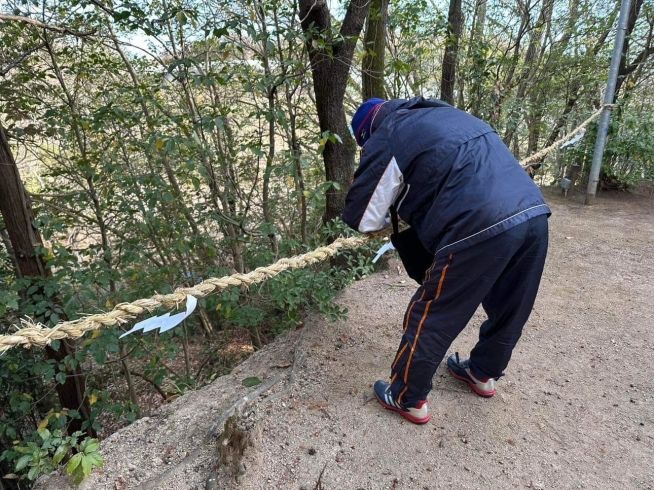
top-left (373, 380), bottom-right (430, 424)
top-left (446, 352), bottom-right (496, 397)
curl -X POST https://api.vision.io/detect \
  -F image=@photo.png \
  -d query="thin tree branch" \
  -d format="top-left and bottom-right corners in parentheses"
top-left (0, 14), bottom-right (95, 37)
top-left (623, 46), bottom-right (654, 77)
top-left (121, 369), bottom-right (168, 401)
top-left (0, 42), bottom-right (46, 76)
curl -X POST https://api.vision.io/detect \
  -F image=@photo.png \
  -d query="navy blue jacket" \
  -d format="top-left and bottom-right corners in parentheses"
top-left (342, 97), bottom-right (550, 257)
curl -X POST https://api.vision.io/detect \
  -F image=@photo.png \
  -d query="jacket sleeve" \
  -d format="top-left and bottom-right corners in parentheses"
top-left (342, 154), bottom-right (405, 233)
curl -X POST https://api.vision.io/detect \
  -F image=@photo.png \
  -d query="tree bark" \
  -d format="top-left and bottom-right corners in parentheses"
top-left (299, 0), bottom-right (370, 223)
top-left (0, 124), bottom-right (94, 437)
top-left (362, 0), bottom-right (388, 100)
top-left (440, 0), bottom-right (463, 105)
top-left (467, 0), bottom-right (487, 115)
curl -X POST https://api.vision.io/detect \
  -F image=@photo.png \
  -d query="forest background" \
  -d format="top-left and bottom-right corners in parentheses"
top-left (0, 0), bottom-right (652, 487)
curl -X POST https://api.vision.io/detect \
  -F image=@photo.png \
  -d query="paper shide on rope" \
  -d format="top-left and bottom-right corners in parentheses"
top-left (119, 295), bottom-right (198, 339)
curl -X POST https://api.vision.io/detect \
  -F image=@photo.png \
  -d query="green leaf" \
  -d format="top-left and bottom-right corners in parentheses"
top-left (81, 455), bottom-right (92, 477)
top-left (72, 468), bottom-right (84, 485)
top-left (27, 465), bottom-right (40, 480)
top-left (37, 428), bottom-right (51, 441)
top-left (85, 452), bottom-right (103, 468)
top-left (162, 191), bottom-right (174, 203)
top-left (52, 444), bottom-right (68, 465)
top-left (66, 453), bottom-right (83, 473)
top-left (15, 454), bottom-right (32, 471)
top-left (250, 146), bottom-right (264, 157)
top-left (55, 371), bottom-right (67, 384)
top-left (84, 440), bottom-right (99, 454)
top-left (6, 426), bottom-right (17, 439)
top-left (241, 376), bottom-right (261, 387)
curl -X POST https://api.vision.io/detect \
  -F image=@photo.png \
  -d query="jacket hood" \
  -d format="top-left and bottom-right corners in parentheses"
top-left (370, 99), bottom-right (408, 136)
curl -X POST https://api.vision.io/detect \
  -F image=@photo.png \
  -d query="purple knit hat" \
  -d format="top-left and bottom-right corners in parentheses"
top-left (351, 98), bottom-right (385, 146)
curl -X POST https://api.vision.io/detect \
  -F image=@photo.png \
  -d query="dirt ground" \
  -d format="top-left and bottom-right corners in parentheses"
top-left (35, 187), bottom-right (654, 490)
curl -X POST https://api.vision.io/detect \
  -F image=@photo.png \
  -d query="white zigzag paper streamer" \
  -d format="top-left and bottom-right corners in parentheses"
top-left (119, 295), bottom-right (198, 339)
top-left (560, 129), bottom-right (585, 149)
top-left (372, 241), bottom-right (395, 263)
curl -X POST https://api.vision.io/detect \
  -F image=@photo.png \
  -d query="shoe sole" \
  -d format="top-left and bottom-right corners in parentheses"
top-left (374, 392), bottom-right (430, 424)
top-left (448, 368), bottom-right (496, 397)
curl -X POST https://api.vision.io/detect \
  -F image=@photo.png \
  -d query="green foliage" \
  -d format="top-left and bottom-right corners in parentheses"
top-left (65, 436), bottom-right (103, 485)
top-left (566, 108), bottom-right (654, 187)
top-left (204, 218), bottom-right (379, 342)
top-left (602, 111), bottom-right (654, 185)
top-left (317, 131), bottom-right (343, 154)
top-left (0, 287), bottom-right (19, 318)
top-left (2, 428), bottom-right (102, 485)
top-left (0, 237), bottom-right (20, 317)
top-left (385, 0), bottom-right (447, 97)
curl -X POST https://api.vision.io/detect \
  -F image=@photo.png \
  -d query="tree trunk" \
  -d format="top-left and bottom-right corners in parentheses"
top-left (527, 90), bottom-right (545, 155)
top-left (362, 0), bottom-right (388, 100)
top-left (465, 0), bottom-right (487, 114)
top-left (440, 0), bottom-right (463, 105)
top-left (0, 124), bottom-right (94, 438)
top-left (119, 343), bottom-right (139, 411)
top-left (299, 0), bottom-right (370, 223)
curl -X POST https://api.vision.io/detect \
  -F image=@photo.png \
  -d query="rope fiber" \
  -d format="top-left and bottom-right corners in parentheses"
top-left (0, 236), bottom-right (372, 353)
top-left (0, 106), bottom-right (610, 352)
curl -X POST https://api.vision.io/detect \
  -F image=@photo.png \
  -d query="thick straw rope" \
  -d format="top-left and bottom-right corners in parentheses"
top-left (0, 235), bottom-right (373, 353)
top-left (520, 105), bottom-right (610, 167)
top-left (0, 106), bottom-right (610, 353)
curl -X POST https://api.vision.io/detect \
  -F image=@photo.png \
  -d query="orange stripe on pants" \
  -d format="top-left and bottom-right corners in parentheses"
top-left (401, 255), bottom-right (452, 393)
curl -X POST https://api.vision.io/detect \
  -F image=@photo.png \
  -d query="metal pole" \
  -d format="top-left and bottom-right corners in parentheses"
top-left (585, 0), bottom-right (631, 205)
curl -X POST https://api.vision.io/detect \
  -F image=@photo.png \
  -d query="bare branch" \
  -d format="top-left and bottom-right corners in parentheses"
top-left (0, 14), bottom-right (95, 37)
top-left (0, 42), bottom-right (46, 76)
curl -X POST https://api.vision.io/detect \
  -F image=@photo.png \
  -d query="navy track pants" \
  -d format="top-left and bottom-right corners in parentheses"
top-left (390, 215), bottom-right (549, 407)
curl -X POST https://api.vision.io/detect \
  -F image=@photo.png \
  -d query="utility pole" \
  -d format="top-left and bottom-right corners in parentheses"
top-left (585, 0), bottom-right (631, 205)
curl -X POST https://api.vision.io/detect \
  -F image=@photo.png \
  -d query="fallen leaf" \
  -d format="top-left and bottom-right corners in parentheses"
top-left (242, 376), bottom-right (262, 387)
